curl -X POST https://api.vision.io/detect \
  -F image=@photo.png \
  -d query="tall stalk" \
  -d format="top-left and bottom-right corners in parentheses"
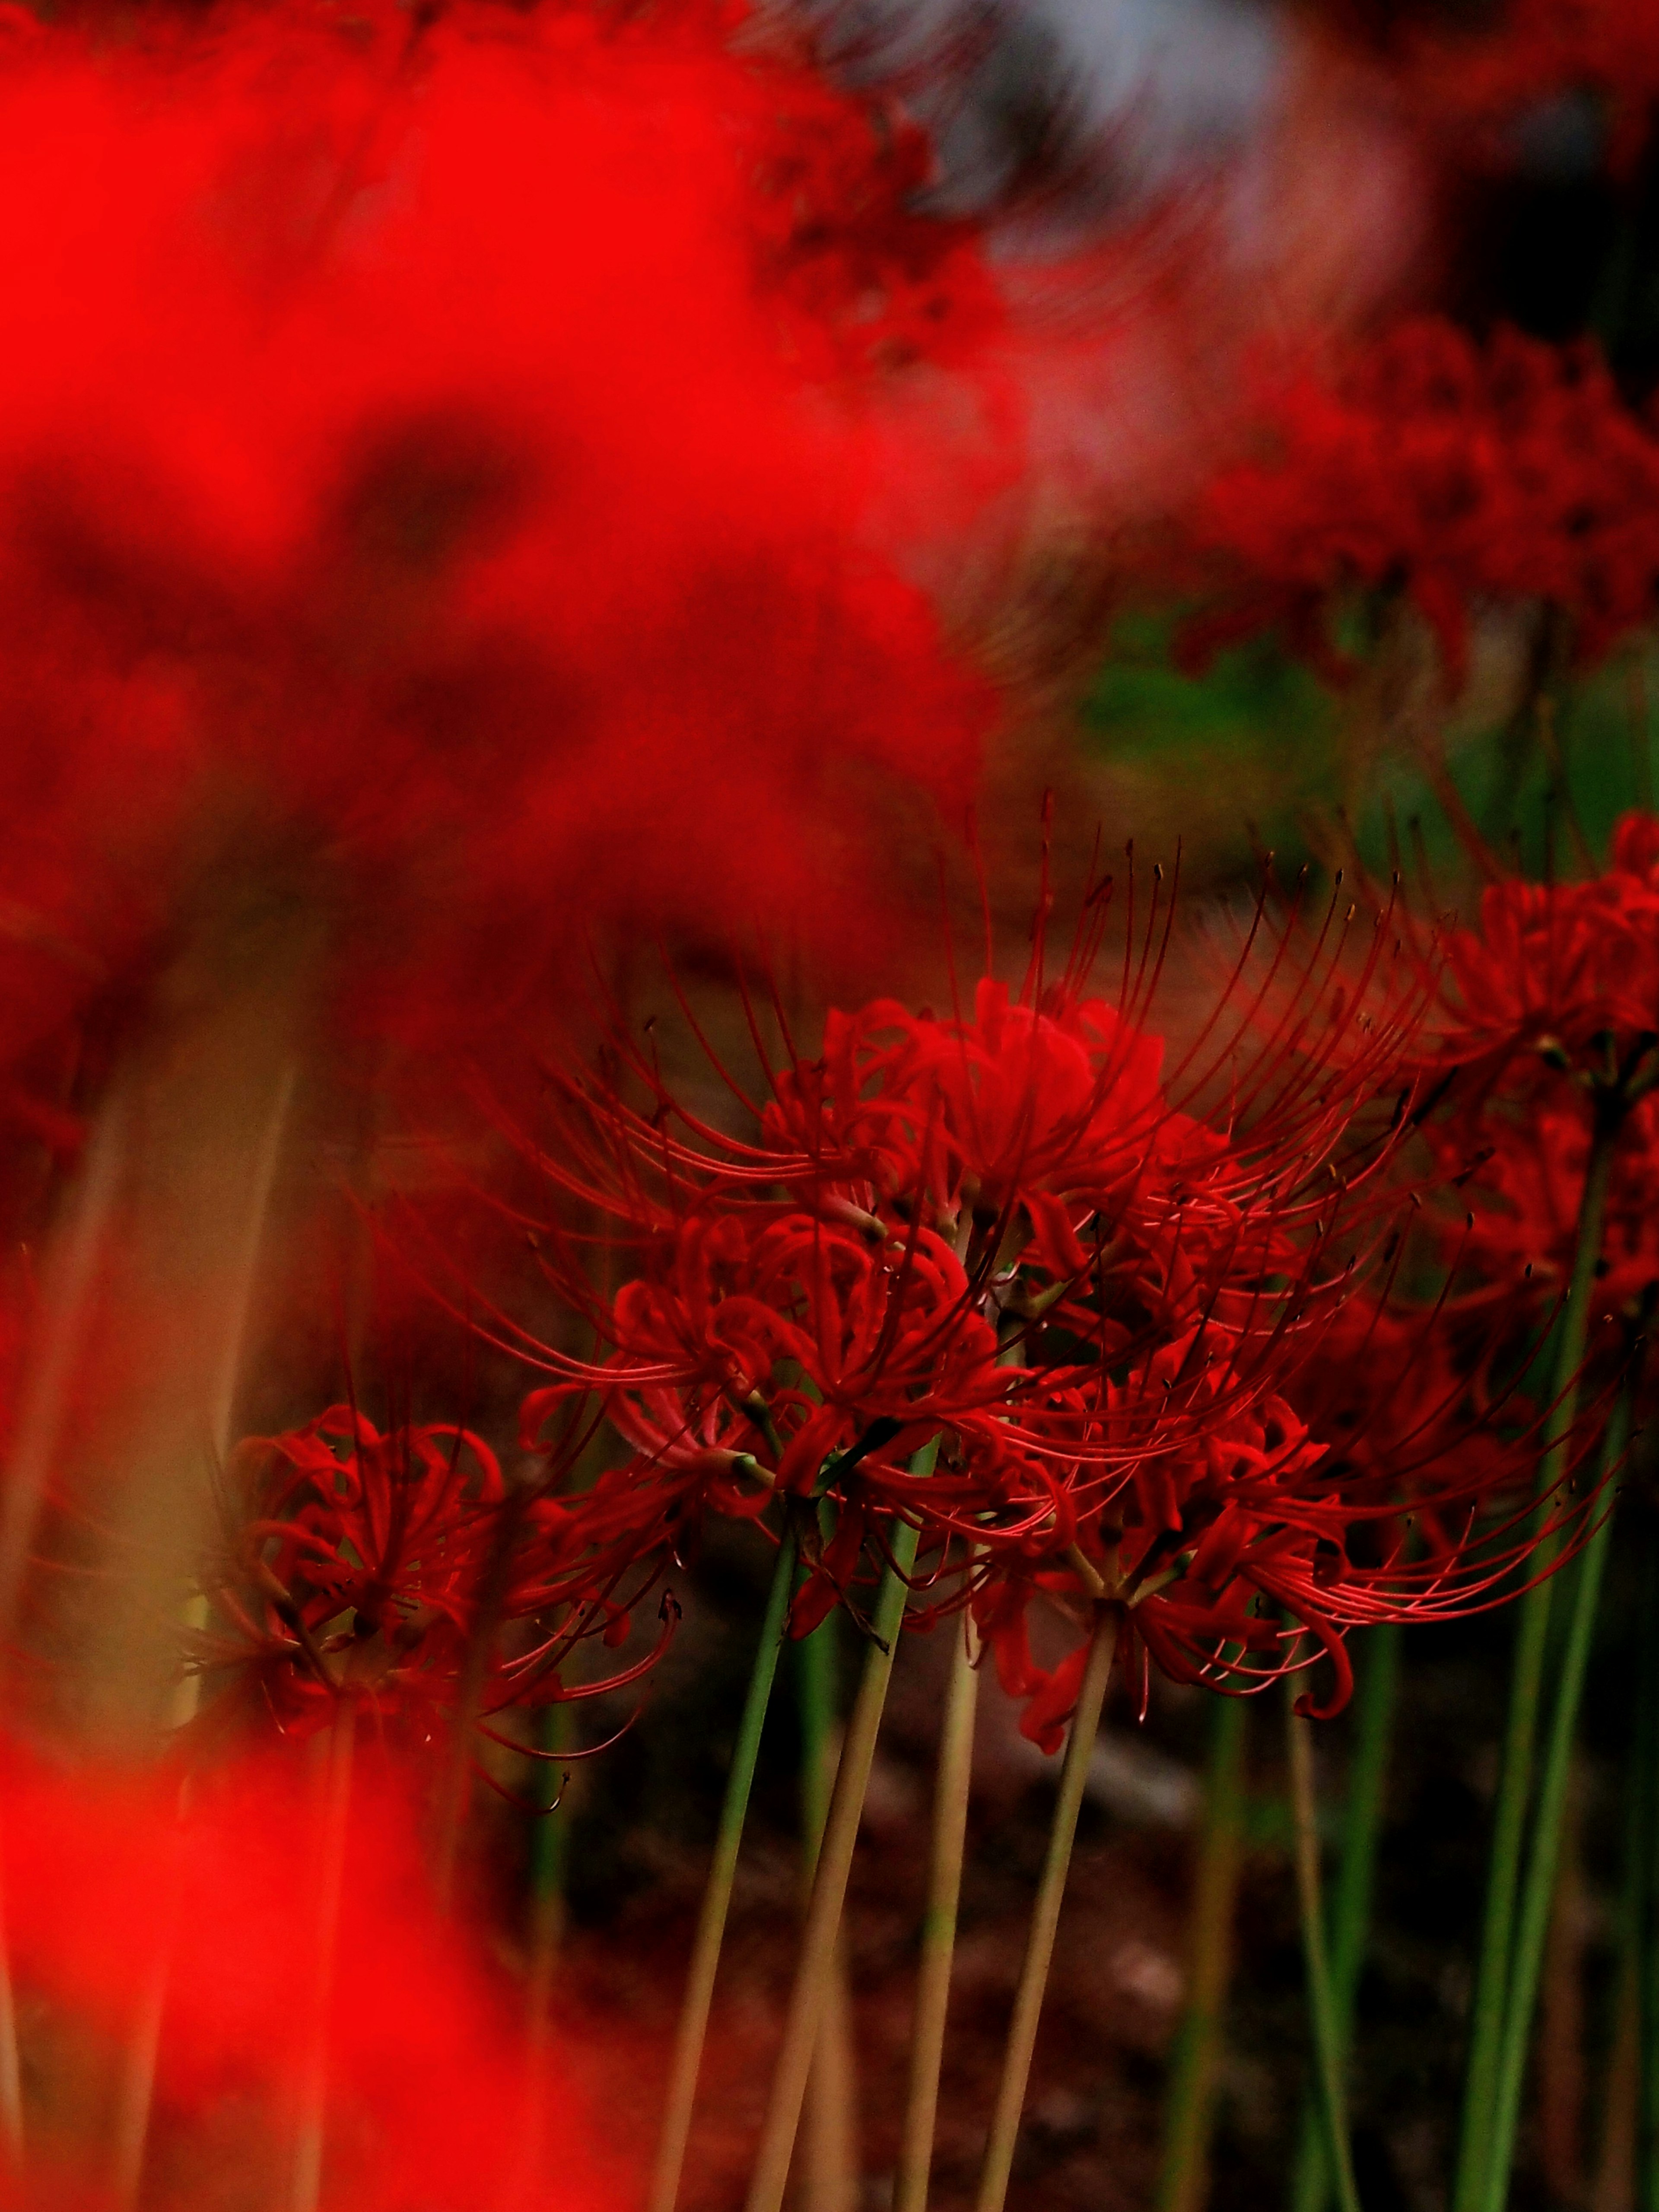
top-left (1285, 1687), bottom-right (1363, 2212)
top-left (743, 1448), bottom-right (935, 2212)
top-left (110, 1057), bottom-right (296, 2207)
top-left (895, 1611), bottom-right (982, 2212)
top-left (1288, 1625), bottom-right (1402, 2212)
top-left (0, 1095), bottom-right (130, 2171)
top-left (1484, 1392), bottom-right (1634, 2210)
top-left (647, 1520), bottom-right (800, 2212)
top-left (526, 1697), bottom-right (574, 2040)
top-left (1157, 1689), bottom-right (1249, 2212)
top-left (508, 1697), bottom-right (576, 2212)
top-left (974, 1604), bottom-right (1116, 2212)
top-left (798, 1608), bottom-right (858, 2212)
top-left (1454, 1120), bottom-right (1617, 2212)
top-left (0, 1859), bottom-right (22, 2168)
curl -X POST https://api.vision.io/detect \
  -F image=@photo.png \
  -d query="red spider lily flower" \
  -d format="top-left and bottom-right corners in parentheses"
top-left (1367, 817), bottom-right (1659, 1385)
top-left (486, 862), bottom-right (1493, 1697)
top-left (195, 1404), bottom-right (676, 1748)
top-left (521, 1201), bottom-right (1007, 1633)
top-left (967, 1277), bottom-right (1596, 1745)
top-left (1182, 318), bottom-right (1659, 694)
top-left (0, 1742), bottom-right (629, 2210)
top-left (969, 1353), bottom-right (1354, 1746)
top-left (1442, 1094), bottom-right (1659, 1320)
top-left (758, 974), bottom-right (1172, 1233)
top-left (1408, 814), bottom-right (1659, 1102)
top-left (507, 849), bottom-right (1430, 1345)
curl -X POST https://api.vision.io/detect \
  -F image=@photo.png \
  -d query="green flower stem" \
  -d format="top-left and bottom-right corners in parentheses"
top-left (743, 1447), bottom-right (937, 2212)
top-left (510, 1696), bottom-right (579, 2209)
top-left (526, 1696), bottom-right (575, 2032)
top-left (974, 1603), bottom-right (1117, 2212)
top-left (1157, 1688), bottom-right (1249, 2212)
top-left (1484, 1392), bottom-right (1634, 2211)
top-left (798, 1607), bottom-right (858, 2212)
top-left (1454, 1119), bottom-right (1617, 2212)
top-left (1289, 1624), bottom-right (1402, 2212)
top-left (1286, 1683), bottom-right (1364, 2212)
top-left (646, 1519), bottom-right (801, 2212)
top-left (895, 1606), bottom-right (983, 2212)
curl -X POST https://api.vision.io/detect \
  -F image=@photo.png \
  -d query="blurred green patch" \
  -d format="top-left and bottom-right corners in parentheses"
top-left (1080, 606), bottom-right (1659, 889)
top-left (1078, 610), bottom-right (1347, 881)
top-left (1349, 638), bottom-right (1659, 889)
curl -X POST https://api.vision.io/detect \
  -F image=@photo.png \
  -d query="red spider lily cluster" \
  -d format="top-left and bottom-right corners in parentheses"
top-left (188, 1405), bottom-right (677, 1758)
top-left (1405, 814), bottom-right (1659, 1354)
top-left (1180, 317), bottom-right (1659, 694)
top-left (0, 0), bottom-right (1648, 2195)
top-left (369, 856), bottom-right (1589, 1756)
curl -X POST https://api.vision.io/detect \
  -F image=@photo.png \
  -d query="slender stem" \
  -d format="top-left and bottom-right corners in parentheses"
top-left (896, 1608), bottom-right (982, 2212)
top-left (433, 1491), bottom-right (528, 1911)
top-left (799, 1608), bottom-right (839, 1874)
top-left (743, 1452), bottom-right (935, 2212)
top-left (1599, 1584), bottom-right (1648, 2212)
top-left (111, 1058), bottom-right (295, 2207)
top-left (1286, 1691), bottom-right (1363, 2212)
top-left (798, 1607), bottom-right (858, 2212)
top-left (1157, 1689), bottom-right (1249, 2212)
top-left (647, 1521), bottom-right (800, 2212)
top-left (508, 1700), bottom-right (577, 2212)
top-left (526, 1696), bottom-right (574, 2041)
top-left (1484, 1393), bottom-right (1631, 2211)
top-left (290, 1701), bottom-right (356, 2212)
top-left (205, 1059), bottom-right (298, 1471)
top-left (1288, 1625), bottom-right (1402, 2212)
top-left (0, 1093), bottom-right (128, 1641)
top-left (974, 1605), bottom-right (1116, 2212)
top-left (0, 1850), bottom-right (22, 2171)
top-left (1454, 1120), bottom-right (1617, 2212)
top-left (802, 1951), bottom-right (858, 2212)
top-left (0, 1097), bottom-right (128, 2173)
top-left (1537, 1780), bottom-right (1589, 2204)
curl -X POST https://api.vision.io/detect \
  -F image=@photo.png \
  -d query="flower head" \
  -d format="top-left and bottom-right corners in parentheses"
top-left (197, 1402), bottom-right (674, 1744)
top-left (1184, 319), bottom-right (1659, 693)
top-left (491, 863), bottom-right (1544, 1722)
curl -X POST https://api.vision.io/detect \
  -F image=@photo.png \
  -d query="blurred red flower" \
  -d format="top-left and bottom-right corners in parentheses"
top-left (0, 0), bottom-right (1011, 1175)
top-left (0, 1742), bottom-right (628, 2209)
top-left (1185, 318), bottom-right (1659, 693)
